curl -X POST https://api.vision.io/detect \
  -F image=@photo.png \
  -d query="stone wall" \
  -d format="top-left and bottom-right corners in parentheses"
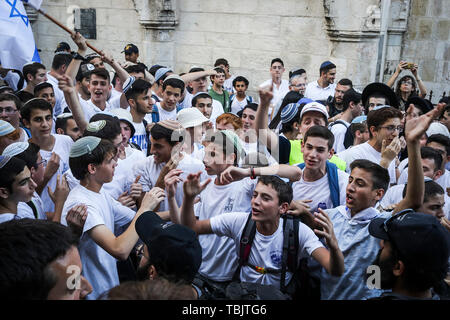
top-left (30, 0), bottom-right (448, 102)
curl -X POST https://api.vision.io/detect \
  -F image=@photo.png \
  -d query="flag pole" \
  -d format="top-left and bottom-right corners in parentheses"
top-left (36, 9), bottom-right (102, 55)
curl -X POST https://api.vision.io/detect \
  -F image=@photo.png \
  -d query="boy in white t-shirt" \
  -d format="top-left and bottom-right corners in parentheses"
top-left (166, 129), bottom-right (303, 288)
top-left (61, 136), bottom-right (165, 299)
top-left (291, 126), bottom-right (348, 214)
top-left (178, 173), bottom-right (344, 293)
top-left (337, 106), bottom-right (404, 185)
top-left (20, 98), bottom-right (73, 214)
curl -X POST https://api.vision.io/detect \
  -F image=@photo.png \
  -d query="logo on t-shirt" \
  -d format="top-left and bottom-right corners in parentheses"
top-left (223, 197), bottom-right (234, 212)
top-left (270, 251), bottom-right (282, 268)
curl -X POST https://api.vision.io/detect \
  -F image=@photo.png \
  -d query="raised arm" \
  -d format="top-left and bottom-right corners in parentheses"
top-left (394, 103), bottom-right (445, 213)
top-left (410, 64), bottom-right (427, 98)
top-left (219, 164), bottom-right (302, 184)
top-left (58, 73), bottom-right (88, 133)
top-left (164, 169), bottom-right (183, 224)
top-left (181, 69), bottom-right (217, 84)
top-left (180, 172), bottom-right (212, 235)
top-left (65, 32), bottom-right (88, 83)
top-left (255, 86), bottom-right (279, 151)
top-left (386, 61), bottom-right (407, 88)
top-left (88, 187), bottom-right (166, 260)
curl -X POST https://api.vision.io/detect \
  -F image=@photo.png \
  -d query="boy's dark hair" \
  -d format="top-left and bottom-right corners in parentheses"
top-left (192, 93), bottom-right (212, 108)
top-left (55, 115), bottom-right (74, 132)
top-left (188, 67), bottom-right (205, 73)
top-left (213, 67), bottom-right (225, 75)
top-left (350, 122), bottom-right (367, 136)
top-left (0, 93), bottom-right (22, 111)
top-left (22, 62), bottom-right (46, 79)
top-left (125, 78), bottom-right (152, 101)
top-left (403, 180), bottom-right (444, 203)
top-left (0, 86), bottom-right (14, 95)
top-left (51, 53), bottom-right (73, 70)
top-left (303, 125), bottom-right (335, 150)
top-left (20, 98), bottom-right (53, 121)
top-left (149, 65), bottom-right (164, 77)
top-left (125, 64), bottom-right (146, 76)
top-left (69, 139), bottom-right (117, 180)
top-left (338, 78), bottom-right (353, 87)
top-left (33, 82), bottom-right (54, 96)
top-left (257, 175), bottom-right (293, 205)
top-left (204, 131), bottom-right (241, 166)
top-left (281, 106), bottom-right (301, 134)
top-left (150, 123), bottom-right (182, 147)
top-left (269, 91), bottom-right (303, 130)
top-left (162, 78), bottom-right (185, 95)
top-left (13, 142), bottom-right (40, 170)
top-left (232, 76), bottom-right (249, 88)
top-left (0, 156), bottom-right (27, 192)
top-left (320, 62), bottom-right (336, 76)
top-left (366, 106), bottom-right (403, 138)
top-left (89, 68), bottom-right (111, 82)
top-left (427, 134), bottom-right (450, 156)
top-left (342, 88), bottom-right (362, 112)
top-left (83, 119), bottom-right (121, 142)
top-left (421, 146), bottom-right (443, 173)
top-left (365, 93), bottom-right (391, 113)
top-left (0, 219), bottom-right (79, 300)
top-left (242, 102), bottom-right (258, 113)
top-left (271, 58), bottom-right (284, 67)
top-left (214, 58), bottom-right (229, 68)
top-left (350, 159), bottom-right (390, 192)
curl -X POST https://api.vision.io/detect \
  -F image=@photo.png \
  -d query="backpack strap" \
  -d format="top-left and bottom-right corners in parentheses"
top-left (142, 119), bottom-right (151, 156)
top-left (233, 212), bottom-right (256, 281)
top-left (280, 215), bottom-right (299, 292)
top-left (151, 104), bottom-right (160, 123)
top-left (26, 200), bottom-right (38, 219)
top-left (325, 161), bottom-right (340, 208)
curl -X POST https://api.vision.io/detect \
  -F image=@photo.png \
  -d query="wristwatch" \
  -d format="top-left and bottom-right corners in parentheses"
top-left (73, 52), bottom-right (85, 61)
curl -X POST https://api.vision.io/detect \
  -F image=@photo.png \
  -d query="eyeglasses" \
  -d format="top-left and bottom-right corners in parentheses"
top-left (401, 81), bottom-right (413, 85)
top-left (379, 125), bottom-right (403, 133)
top-left (36, 159), bottom-right (47, 167)
top-left (0, 107), bottom-right (18, 114)
top-left (382, 208), bottom-right (413, 234)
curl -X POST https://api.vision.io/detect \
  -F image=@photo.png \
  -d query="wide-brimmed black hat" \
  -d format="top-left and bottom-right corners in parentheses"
top-left (406, 96), bottom-right (433, 114)
top-left (362, 82), bottom-right (399, 108)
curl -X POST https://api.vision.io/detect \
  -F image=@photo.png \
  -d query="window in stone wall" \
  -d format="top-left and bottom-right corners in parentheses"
top-left (74, 8), bottom-right (96, 40)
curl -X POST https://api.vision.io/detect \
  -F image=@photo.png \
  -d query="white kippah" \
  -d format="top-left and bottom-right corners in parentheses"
top-left (2, 142), bottom-right (29, 157)
top-left (69, 136), bottom-right (102, 157)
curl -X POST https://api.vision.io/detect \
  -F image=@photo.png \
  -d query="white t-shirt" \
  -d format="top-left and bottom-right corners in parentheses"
top-left (148, 102), bottom-right (177, 122)
top-left (17, 192), bottom-right (46, 220)
top-left (304, 80), bottom-right (337, 102)
top-left (240, 140), bottom-right (278, 166)
top-left (224, 75), bottom-right (236, 95)
top-left (330, 120), bottom-right (350, 154)
top-left (195, 178), bottom-right (256, 281)
top-left (39, 134), bottom-right (73, 213)
top-left (180, 91), bottom-right (193, 109)
top-left (210, 212), bottom-right (324, 287)
top-left (61, 184), bottom-right (135, 300)
top-left (210, 99), bottom-right (225, 125)
top-left (133, 153), bottom-right (206, 211)
top-left (46, 72), bottom-right (67, 117)
top-left (130, 121), bottom-right (148, 155)
top-left (337, 142), bottom-right (397, 185)
top-left (259, 79), bottom-right (290, 109)
top-left (79, 99), bottom-right (113, 122)
top-left (230, 95), bottom-right (250, 115)
top-left (379, 184), bottom-right (405, 209)
top-left (292, 169), bottom-right (349, 212)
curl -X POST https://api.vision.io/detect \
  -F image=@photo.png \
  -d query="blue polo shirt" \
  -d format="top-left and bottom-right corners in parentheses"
top-left (320, 206), bottom-right (390, 300)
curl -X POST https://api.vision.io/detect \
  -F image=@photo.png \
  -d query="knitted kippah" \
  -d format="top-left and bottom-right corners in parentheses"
top-left (86, 120), bottom-right (106, 133)
top-left (69, 136), bottom-right (101, 157)
top-left (2, 142), bottom-right (29, 157)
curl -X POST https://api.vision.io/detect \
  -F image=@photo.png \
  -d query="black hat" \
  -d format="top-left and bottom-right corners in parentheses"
top-left (289, 68), bottom-right (306, 79)
top-left (55, 42), bottom-right (71, 53)
top-left (406, 96), bottom-right (433, 114)
top-left (369, 210), bottom-right (450, 272)
top-left (135, 211), bottom-right (202, 282)
top-left (122, 43), bottom-right (139, 54)
top-left (362, 82), bottom-right (399, 109)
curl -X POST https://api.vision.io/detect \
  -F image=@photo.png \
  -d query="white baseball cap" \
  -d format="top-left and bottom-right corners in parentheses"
top-left (300, 101), bottom-right (329, 120)
top-left (176, 108), bottom-right (209, 129)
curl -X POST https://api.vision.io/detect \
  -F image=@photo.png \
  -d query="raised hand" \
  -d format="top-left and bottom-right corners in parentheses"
top-left (405, 103), bottom-right (445, 143)
top-left (313, 208), bottom-right (339, 251)
top-left (118, 191), bottom-right (137, 209)
top-left (47, 174), bottom-right (69, 205)
top-left (396, 61), bottom-right (408, 73)
top-left (381, 136), bottom-right (401, 167)
top-left (164, 169), bottom-right (183, 199)
top-left (129, 175), bottom-right (143, 200)
top-left (140, 187), bottom-right (166, 211)
top-left (100, 50), bottom-right (115, 66)
top-left (57, 74), bottom-right (75, 94)
top-left (71, 31), bottom-right (88, 53)
top-left (183, 172), bottom-right (211, 199)
top-left (44, 153), bottom-right (60, 180)
top-left (258, 85), bottom-right (273, 107)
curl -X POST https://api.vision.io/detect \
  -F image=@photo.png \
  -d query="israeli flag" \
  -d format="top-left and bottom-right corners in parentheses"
top-left (0, 0), bottom-right (42, 71)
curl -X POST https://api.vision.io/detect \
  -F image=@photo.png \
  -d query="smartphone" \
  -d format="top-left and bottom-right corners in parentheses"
top-left (405, 62), bottom-right (415, 69)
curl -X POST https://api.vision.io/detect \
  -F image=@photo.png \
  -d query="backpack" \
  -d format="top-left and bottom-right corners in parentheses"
top-left (328, 120), bottom-right (354, 149)
top-left (297, 161), bottom-right (340, 208)
top-left (229, 94), bottom-right (253, 106)
top-left (150, 103), bottom-right (183, 123)
top-left (233, 212), bottom-right (320, 300)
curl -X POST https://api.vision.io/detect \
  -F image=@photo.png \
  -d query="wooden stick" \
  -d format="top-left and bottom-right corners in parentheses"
top-left (37, 9), bottom-right (102, 55)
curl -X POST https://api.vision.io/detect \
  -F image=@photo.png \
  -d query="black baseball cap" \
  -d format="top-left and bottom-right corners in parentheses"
top-left (135, 211), bottom-right (202, 283)
top-left (369, 210), bottom-right (450, 272)
top-left (406, 96), bottom-right (433, 115)
top-left (122, 44), bottom-right (139, 54)
top-left (55, 41), bottom-right (71, 53)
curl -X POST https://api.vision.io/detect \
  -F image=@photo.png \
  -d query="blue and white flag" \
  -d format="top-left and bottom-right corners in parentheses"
top-left (0, 0), bottom-right (42, 71)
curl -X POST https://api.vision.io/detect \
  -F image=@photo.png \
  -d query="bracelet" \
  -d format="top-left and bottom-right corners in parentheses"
top-left (250, 167), bottom-right (256, 179)
top-left (73, 52), bottom-right (85, 61)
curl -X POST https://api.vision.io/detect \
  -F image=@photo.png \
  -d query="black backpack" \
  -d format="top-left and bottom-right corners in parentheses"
top-left (328, 120), bottom-right (354, 149)
top-left (234, 212), bottom-right (320, 300)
